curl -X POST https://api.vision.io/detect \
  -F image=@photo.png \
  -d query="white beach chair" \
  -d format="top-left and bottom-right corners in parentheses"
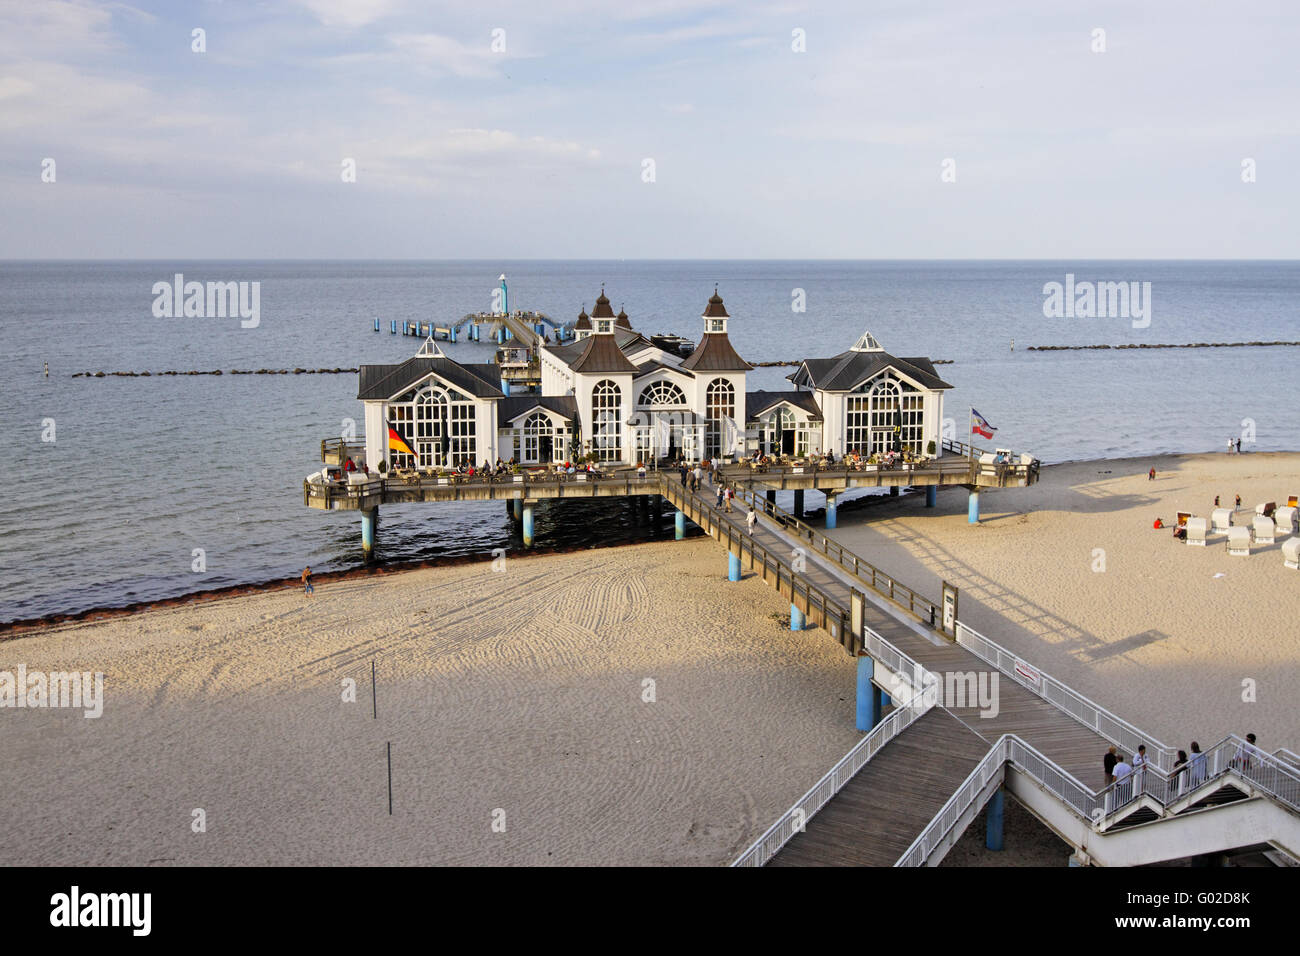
top-left (1253, 515), bottom-right (1276, 545)
top-left (1283, 537), bottom-right (1300, 570)
top-left (978, 452), bottom-right (997, 476)
top-left (307, 470), bottom-right (323, 484)
top-left (1227, 527), bottom-right (1251, 556)
top-left (1185, 517), bottom-right (1208, 546)
top-left (1211, 508), bottom-right (1233, 533)
top-left (1273, 506), bottom-right (1297, 536)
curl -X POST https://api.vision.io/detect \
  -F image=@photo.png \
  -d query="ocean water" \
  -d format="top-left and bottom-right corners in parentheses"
top-left (2, 259), bottom-right (1297, 623)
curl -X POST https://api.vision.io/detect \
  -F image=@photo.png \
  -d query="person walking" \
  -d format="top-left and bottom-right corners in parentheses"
top-left (1171, 750), bottom-right (1189, 796)
top-left (746, 507), bottom-right (757, 535)
top-left (716, 485), bottom-right (724, 508)
top-left (693, 465), bottom-right (703, 490)
top-left (724, 486), bottom-right (734, 513)
top-left (301, 565), bottom-right (314, 596)
top-left (1234, 733), bottom-right (1259, 773)
top-left (1103, 745), bottom-right (1118, 786)
top-left (1214, 495), bottom-right (1220, 508)
top-left (1148, 466), bottom-right (1156, 481)
top-left (680, 464), bottom-right (688, 487)
top-left (1235, 494), bottom-right (1242, 509)
top-left (1113, 753), bottom-right (1133, 804)
top-left (1227, 437), bottom-right (1235, 454)
top-left (1189, 741), bottom-right (1206, 787)
top-left (1236, 437), bottom-right (1242, 454)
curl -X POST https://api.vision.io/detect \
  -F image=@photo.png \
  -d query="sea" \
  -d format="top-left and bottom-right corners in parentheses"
top-left (2, 260), bottom-right (1297, 624)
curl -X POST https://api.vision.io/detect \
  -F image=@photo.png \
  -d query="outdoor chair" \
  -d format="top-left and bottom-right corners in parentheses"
top-left (1252, 515), bottom-right (1276, 545)
top-left (1211, 508), bottom-right (1233, 533)
top-left (1185, 517), bottom-right (1208, 546)
top-left (1282, 537), bottom-right (1300, 570)
top-left (1227, 527), bottom-right (1251, 556)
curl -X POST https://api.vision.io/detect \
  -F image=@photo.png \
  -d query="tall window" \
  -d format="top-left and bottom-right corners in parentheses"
top-left (592, 380), bottom-right (622, 461)
top-left (523, 412), bottom-right (553, 463)
top-left (844, 375), bottom-right (923, 456)
top-left (387, 381), bottom-right (477, 468)
top-left (705, 378), bottom-right (735, 458)
top-left (638, 381), bottom-right (687, 407)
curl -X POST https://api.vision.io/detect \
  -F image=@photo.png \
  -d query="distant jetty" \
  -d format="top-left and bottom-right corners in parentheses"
top-left (71, 368), bottom-right (359, 377)
top-left (1027, 341), bottom-right (1300, 352)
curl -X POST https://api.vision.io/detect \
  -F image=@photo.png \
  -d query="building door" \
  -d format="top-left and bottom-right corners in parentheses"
top-left (539, 434), bottom-right (553, 462)
top-left (782, 429), bottom-right (795, 455)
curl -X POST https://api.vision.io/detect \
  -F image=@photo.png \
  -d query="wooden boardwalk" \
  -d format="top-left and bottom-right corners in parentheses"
top-left (769, 708), bottom-right (990, 866)
top-left (677, 481), bottom-right (1118, 864)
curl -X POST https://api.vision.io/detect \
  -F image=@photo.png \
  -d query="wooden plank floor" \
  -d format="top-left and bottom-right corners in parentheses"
top-left (768, 708), bottom-right (990, 866)
top-left (685, 485), bottom-right (1124, 864)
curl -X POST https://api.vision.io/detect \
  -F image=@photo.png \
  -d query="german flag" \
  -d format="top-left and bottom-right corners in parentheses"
top-left (388, 425), bottom-right (416, 458)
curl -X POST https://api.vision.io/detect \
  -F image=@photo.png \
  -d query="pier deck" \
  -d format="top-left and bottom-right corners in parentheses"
top-left (767, 709), bottom-right (990, 866)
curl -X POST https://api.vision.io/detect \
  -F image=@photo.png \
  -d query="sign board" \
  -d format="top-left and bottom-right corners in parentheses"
top-left (941, 581), bottom-right (958, 638)
top-left (1014, 659), bottom-right (1042, 690)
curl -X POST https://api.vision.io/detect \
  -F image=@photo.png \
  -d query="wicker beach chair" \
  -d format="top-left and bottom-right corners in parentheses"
top-left (1227, 527), bottom-right (1251, 556)
top-left (1211, 508), bottom-right (1233, 533)
top-left (1185, 517), bottom-right (1209, 546)
top-left (1283, 537), bottom-right (1300, 570)
top-left (1252, 515), bottom-right (1276, 546)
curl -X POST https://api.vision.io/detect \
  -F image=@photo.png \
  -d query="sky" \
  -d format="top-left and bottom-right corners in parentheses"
top-left (1, 0), bottom-right (1298, 259)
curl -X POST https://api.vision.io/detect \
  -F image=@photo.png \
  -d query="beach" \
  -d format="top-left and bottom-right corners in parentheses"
top-left (1, 451), bottom-right (1294, 866)
top-left (829, 451), bottom-right (1300, 751)
top-left (0, 538), bottom-right (862, 866)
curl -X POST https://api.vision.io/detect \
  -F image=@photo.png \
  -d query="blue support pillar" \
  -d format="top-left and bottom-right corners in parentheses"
top-left (825, 494), bottom-right (837, 529)
top-left (361, 508), bottom-right (378, 563)
top-left (390, 319), bottom-right (397, 334)
top-left (450, 327), bottom-right (457, 343)
top-left (512, 498), bottom-right (522, 521)
top-left (968, 489), bottom-right (980, 524)
top-left (373, 318), bottom-right (380, 331)
top-left (500, 377), bottom-right (511, 397)
top-left (790, 602), bottom-right (805, 631)
top-left (856, 656), bottom-right (881, 731)
top-left (674, 510), bottom-right (685, 540)
top-left (986, 788), bottom-right (1004, 851)
top-left (926, 485), bottom-right (937, 508)
top-left (522, 502), bottom-right (534, 548)
top-left (727, 552), bottom-right (741, 582)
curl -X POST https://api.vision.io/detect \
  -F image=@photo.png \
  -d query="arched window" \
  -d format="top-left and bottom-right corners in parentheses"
top-left (705, 378), bottom-right (735, 458)
top-left (638, 380), bottom-right (687, 407)
top-left (844, 374), bottom-right (923, 456)
top-left (387, 381), bottom-right (477, 468)
top-left (522, 412), bottom-right (554, 463)
top-left (591, 380), bottom-right (622, 461)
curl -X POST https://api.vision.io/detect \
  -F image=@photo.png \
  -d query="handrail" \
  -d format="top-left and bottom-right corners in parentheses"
top-left (954, 621), bottom-right (1178, 771)
top-left (897, 732), bottom-right (1300, 866)
top-left (731, 485), bottom-right (943, 629)
top-left (730, 618), bottom-right (943, 868)
top-left (731, 685), bottom-right (935, 867)
top-left (305, 467), bottom-right (657, 506)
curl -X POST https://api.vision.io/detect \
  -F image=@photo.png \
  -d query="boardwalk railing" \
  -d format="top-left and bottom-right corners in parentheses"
top-left (896, 733), bottom-right (1300, 866)
top-left (305, 467), bottom-right (656, 507)
top-left (955, 621), bottom-right (1177, 772)
top-left (731, 621), bottom-right (941, 868)
top-left (733, 486), bottom-right (943, 629)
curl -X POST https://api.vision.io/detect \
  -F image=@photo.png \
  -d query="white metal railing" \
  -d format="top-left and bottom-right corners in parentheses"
top-left (955, 620), bottom-right (1177, 771)
top-left (731, 625), bottom-right (940, 867)
top-left (897, 733), bottom-right (1300, 866)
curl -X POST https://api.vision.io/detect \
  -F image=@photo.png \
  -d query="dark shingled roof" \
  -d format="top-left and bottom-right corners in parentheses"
top-left (787, 351), bottom-right (953, 392)
top-left (680, 333), bottom-right (752, 372)
top-left (616, 307), bottom-right (631, 329)
top-left (568, 331), bottom-right (640, 374)
top-left (547, 327), bottom-right (651, 369)
top-left (574, 308), bottom-right (591, 330)
top-left (499, 395), bottom-right (578, 423)
top-left (634, 359), bottom-right (693, 378)
top-left (591, 291), bottom-right (616, 319)
top-left (358, 357), bottom-right (504, 400)
top-left (746, 390), bottom-right (824, 421)
top-left (703, 290), bottom-right (729, 318)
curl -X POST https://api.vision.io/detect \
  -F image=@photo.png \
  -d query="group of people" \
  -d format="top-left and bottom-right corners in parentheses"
top-left (1153, 492), bottom-right (1243, 532)
top-left (678, 460), bottom-right (717, 492)
top-left (1226, 437), bottom-right (1244, 454)
top-left (1103, 733), bottom-right (1261, 803)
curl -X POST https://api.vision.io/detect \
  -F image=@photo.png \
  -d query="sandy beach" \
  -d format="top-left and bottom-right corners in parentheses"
top-left (830, 451), bottom-right (1300, 751)
top-left (0, 538), bottom-right (862, 866)
top-left (1, 451), bottom-right (1294, 866)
